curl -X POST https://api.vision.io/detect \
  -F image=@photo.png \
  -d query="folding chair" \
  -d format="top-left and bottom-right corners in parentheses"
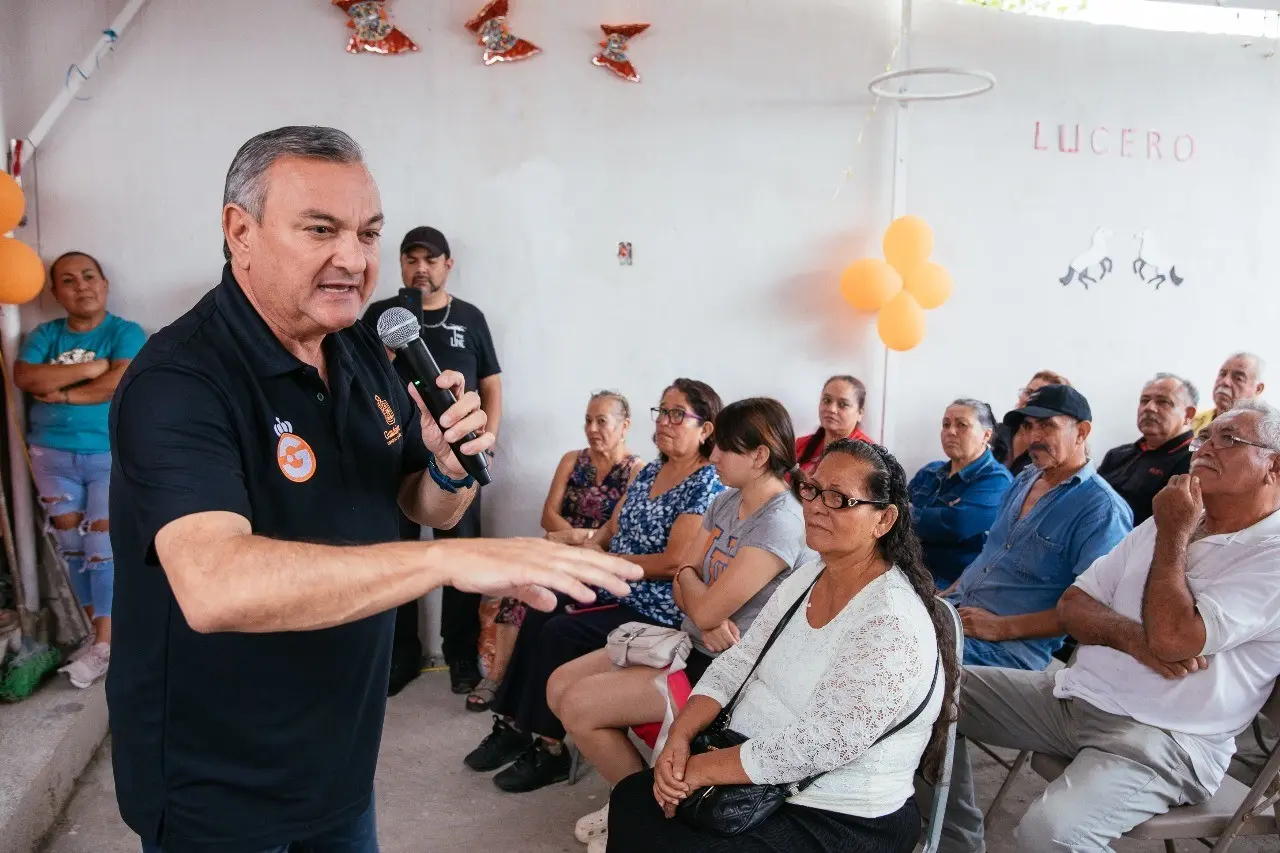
top-left (989, 680), bottom-right (1280, 851)
top-left (917, 599), bottom-right (965, 853)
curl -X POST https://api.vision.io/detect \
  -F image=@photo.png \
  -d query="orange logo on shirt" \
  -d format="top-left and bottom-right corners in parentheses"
top-left (374, 394), bottom-right (396, 426)
top-left (276, 432), bottom-right (316, 483)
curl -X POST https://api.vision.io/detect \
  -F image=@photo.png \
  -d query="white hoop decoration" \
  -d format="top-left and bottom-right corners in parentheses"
top-left (868, 66), bottom-right (996, 102)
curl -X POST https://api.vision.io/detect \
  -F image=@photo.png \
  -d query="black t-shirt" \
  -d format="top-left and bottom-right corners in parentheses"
top-left (362, 293), bottom-right (500, 395)
top-left (106, 267), bottom-right (433, 852)
top-left (1097, 431), bottom-right (1193, 525)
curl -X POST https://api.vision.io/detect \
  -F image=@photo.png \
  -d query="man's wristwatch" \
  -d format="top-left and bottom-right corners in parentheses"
top-left (427, 453), bottom-right (475, 494)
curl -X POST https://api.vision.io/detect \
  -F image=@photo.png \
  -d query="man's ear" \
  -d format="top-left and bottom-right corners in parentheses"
top-left (1077, 420), bottom-right (1093, 443)
top-left (223, 204), bottom-right (254, 270)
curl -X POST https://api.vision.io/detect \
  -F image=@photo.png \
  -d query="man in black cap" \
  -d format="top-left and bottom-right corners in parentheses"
top-left (364, 227), bottom-right (502, 701)
top-left (944, 384), bottom-right (1133, 670)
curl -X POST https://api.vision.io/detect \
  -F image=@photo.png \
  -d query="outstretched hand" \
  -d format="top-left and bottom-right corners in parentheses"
top-left (440, 537), bottom-right (641, 612)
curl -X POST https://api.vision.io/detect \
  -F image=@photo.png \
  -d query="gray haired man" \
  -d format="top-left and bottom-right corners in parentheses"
top-left (941, 401), bottom-right (1280, 853)
top-left (1098, 372), bottom-right (1198, 524)
top-left (107, 126), bottom-right (638, 853)
top-left (1192, 351), bottom-right (1266, 434)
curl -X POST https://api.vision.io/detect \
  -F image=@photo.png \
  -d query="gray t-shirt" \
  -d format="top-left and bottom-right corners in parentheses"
top-left (682, 488), bottom-right (814, 656)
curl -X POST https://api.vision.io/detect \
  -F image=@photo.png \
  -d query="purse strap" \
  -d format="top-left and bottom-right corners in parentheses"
top-left (710, 568), bottom-right (945, 794)
top-left (789, 652), bottom-right (942, 795)
top-left (717, 571), bottom-right (824, 719)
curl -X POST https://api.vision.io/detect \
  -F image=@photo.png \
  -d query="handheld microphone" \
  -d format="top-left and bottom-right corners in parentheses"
top-left (376, 307), bottom-right (492, 487)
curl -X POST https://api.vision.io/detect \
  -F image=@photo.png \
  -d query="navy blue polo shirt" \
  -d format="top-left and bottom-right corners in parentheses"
top-left (106, 266), bottom-right (433, 852)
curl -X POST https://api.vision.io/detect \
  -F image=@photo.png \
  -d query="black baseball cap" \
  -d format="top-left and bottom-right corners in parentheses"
top-left (400, 226), bottom-right (450, 259)
top-left (1004, 384), bottom-right (1092, 430)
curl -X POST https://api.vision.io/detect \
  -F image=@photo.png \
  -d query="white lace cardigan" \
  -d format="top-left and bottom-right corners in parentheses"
top-left (692, 560), bottom-right (942, 818)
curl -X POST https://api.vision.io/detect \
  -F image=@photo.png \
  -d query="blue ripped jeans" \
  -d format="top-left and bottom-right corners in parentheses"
top-left (29, 446), bottom-right (113, 618)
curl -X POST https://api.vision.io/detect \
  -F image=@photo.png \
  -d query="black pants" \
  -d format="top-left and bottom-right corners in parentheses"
top-left (491, 597), bottom-right (658, 741)
top-left (432, 490), bottom-right (483, 666)
top-left (607, 769), bottom-right (921, 853)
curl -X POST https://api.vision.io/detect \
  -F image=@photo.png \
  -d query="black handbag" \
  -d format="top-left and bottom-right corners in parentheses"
top-left (676, 571), bottom-right (941, 837)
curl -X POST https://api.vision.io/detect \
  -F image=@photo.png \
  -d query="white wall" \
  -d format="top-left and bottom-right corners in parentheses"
top-left (891, 0), bottom-right (1280, 478)
top-left (0, 0), bottom-right (896, 536)
top-left (3, 0), bottom-right (1279, 535)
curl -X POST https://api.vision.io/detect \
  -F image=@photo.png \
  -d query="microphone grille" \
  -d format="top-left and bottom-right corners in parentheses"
top-left (376, 307), bottom-right (421, 350)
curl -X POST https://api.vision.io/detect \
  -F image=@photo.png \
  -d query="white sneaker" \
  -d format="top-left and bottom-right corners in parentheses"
top-left (587, 835), bottom-right (608, 853)
top-left (67, 635), bottom-right (95, 663)
top-left (59, 642), bottom-right (109, 688)
top-left (575, 802), bottom-right (609, 843)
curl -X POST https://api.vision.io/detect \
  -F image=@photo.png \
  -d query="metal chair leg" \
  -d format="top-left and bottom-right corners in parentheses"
top-left (983, 750), bottom-right (1031, 829)
top-left (567, 743), bottom-right (582, 785)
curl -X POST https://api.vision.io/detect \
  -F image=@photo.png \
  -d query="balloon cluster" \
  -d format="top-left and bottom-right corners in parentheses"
top-left (0, 174), bottom-right (43, 306)
top-left (839, 215), bottom-right (951, 352)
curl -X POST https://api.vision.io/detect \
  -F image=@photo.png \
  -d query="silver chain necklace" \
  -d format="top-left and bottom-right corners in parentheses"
top-left (421, 296), bottom-right (453, 329)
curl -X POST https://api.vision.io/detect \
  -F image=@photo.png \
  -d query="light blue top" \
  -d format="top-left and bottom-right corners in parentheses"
top-left (19, 313), bottom-right (147, 454)
top-left (948, 461), bottom-right (1133, 670)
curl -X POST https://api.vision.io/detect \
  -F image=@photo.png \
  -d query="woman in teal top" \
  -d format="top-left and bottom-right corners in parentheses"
top-left (14, 251), bottom-right (147, 689)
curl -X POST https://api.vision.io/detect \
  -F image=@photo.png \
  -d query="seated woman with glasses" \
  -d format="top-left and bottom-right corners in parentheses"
top-left (463, 379), bottom-right (725, 794)
top-left (607, 439), bottom-right (960, 853)
top-left (909, 399), bottom-right (1014, 590)
top-left (549, 398), bottom-right (813, 851)
top-left (795, 375), bottom-right (873, 478)
top-left (468, 390), bottom-right (644, 712)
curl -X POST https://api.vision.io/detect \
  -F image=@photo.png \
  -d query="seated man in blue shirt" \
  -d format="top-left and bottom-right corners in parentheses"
top-left (947, 385), bottom-right (1133, 670)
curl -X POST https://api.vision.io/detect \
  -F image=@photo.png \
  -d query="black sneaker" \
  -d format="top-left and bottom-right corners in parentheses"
top-left (450, 657), bottom-right (481, 695)
top-left (493, 741), bottom-right (571, 793)
top-left (464, 716), bottom-right (533, 772)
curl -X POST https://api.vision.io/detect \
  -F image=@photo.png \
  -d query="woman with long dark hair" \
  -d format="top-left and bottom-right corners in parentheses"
top-left (795, 375), bottom-right (872, 477)
top-left (606, 439), bottom-right (961, 853)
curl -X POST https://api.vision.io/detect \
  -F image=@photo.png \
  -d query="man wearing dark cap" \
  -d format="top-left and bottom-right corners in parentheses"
top-left (944, 384), bottom-right (1133, 670)
top-left (363, 227), bottom-right (502, 700)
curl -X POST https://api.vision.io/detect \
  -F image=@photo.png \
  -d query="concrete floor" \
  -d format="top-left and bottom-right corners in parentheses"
top-left (36, 669), bottom-right (1276, 853)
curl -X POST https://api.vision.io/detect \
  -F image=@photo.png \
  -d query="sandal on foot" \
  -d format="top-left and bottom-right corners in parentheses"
top-left (466, 677), bottom-right (499, 712)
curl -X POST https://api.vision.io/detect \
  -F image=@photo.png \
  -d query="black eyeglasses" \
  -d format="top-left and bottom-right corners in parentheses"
top-left (796, 481), bottom-right (889, 510)
top-left (651, 407), bottom-right (705, 426)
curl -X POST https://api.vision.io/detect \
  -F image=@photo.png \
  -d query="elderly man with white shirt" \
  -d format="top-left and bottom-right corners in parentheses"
top-left (939, 399), bottom-right (1280, 853)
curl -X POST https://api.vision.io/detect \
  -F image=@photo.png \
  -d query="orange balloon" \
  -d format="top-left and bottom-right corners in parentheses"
top-left (839, 258), bottom-right (903, 312)
top-left (882, 215), bottom-right (934, 278)
top-left (0, 238), bottom-right (46, 305)
top-left (877, 291), bottom-right (926, 352)
top-left (904, 261), bottom-right (953, 310)
top-left (0, 174), bottom-right (24, 235)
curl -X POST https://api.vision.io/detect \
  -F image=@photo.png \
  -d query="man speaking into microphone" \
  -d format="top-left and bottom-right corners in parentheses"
top-left (106, 126), bottom-right (639, 853)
